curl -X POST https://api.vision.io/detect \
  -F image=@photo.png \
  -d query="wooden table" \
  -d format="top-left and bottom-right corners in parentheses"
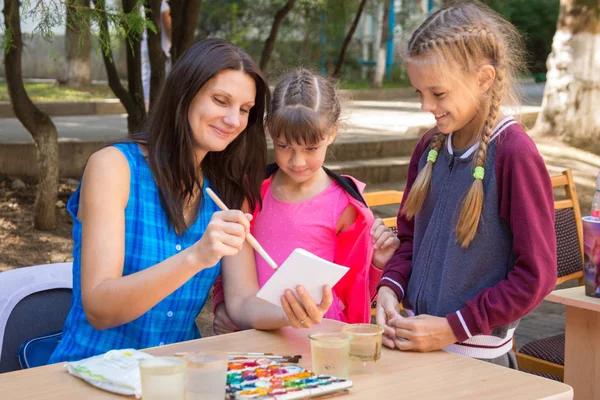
top-left (546, 286), bottom-right (600, 400)
top-left (0, 319), bottom-right (572, 399)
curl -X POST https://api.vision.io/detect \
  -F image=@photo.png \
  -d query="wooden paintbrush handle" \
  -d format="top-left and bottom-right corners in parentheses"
top-left (205, 187), bottom-right (278, 270)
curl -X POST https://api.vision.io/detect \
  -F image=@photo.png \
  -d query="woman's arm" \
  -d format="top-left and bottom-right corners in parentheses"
top-left (79, 147), bottom-right (250, 330)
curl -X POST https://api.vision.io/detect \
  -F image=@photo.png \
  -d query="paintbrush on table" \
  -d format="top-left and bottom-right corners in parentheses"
top-left (226, 352), bottom-right (302, 363)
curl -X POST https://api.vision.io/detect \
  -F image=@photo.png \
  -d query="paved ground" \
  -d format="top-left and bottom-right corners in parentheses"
top-left (0, 81), bottom-right (545, 144)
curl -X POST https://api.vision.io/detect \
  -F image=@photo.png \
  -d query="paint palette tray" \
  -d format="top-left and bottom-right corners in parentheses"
top-left (226, 358), bottom-right (352, 399)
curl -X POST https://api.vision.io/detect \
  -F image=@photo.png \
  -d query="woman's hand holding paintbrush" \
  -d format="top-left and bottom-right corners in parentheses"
top-left (205, 187), bottom-right (279, 270)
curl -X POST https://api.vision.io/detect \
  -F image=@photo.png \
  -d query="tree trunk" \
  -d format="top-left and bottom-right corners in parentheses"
top-left (333, 0), bottom-right (369, 78)
top-left (259, 0), bottom-right (297, 71)
top-left (170, 0), bottom-right (203, 63)
top-left (299, 7), bottom-right (313, 59)
top-left (532, 0), bottom-right (600, 151)
top-left (96, 0), bottom-right (146, 134)
top-left (3, 0), bottom-right (58, 230)
top-left (146, 0), bottom-right (166, 110)
top-left (371, 0), bottom-right (390, 88)
top-left (64, 0), bottom-right (91, 86)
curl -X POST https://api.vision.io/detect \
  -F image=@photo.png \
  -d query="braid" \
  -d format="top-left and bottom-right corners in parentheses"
top-left (268, 68), bottom-right (341, 146)
top-left (455, 32), bottom-right (505, 248)
top-left (409, 7), bottom-right (448, 51)
top-left (401, 131), bottom-right (447, 219)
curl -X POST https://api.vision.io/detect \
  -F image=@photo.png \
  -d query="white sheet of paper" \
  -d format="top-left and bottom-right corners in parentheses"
top-left (256, 248), bottom-right (350, 307)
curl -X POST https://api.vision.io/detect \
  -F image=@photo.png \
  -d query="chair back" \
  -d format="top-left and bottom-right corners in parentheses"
top-left (551, 170), bottom-right (584, 285)
top-left (0, 263), bottom-right (72, 373)
top-left (363, 190), bottom-right (404, 233)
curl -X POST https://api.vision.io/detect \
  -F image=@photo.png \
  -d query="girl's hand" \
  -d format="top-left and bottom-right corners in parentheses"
top-left (389, 314), bottom-right (458, 352)
top-left (375, 286), bottom-right (402, 349)
top-left (371, 218), bottom-right (400, 269)
top-left (280, 285), bottom-right (333, 329)
top-left (213, 302), bottom-right (240, 335)
top-left (191, 210), bottom-right (253, 268)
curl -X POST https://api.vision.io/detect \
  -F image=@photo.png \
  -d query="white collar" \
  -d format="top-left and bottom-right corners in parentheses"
top-left (447, 116), bottom-right (517, 159)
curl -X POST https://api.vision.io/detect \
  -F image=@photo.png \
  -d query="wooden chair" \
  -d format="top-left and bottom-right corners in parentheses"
top-left (515, 170), bottom-right (584, 381)
top-left (363, 190), bottom-right (404, 233)
top-left (363, 190), bottom-right (404, 317)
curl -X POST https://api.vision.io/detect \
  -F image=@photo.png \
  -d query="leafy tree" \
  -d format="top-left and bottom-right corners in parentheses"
top-left (333, 0), bottom-right (369, 78)
top-left (483, 0), bottom-right (560, 75)
top-left (94, 0), bottom-right (147, 133)
top-left (371, 0), bottom-right (390, 88)
top-left (2, 0), bottom-right (147, 229)
top-left (260, 0), bottom-right (297, 71)
top-left (169, 0), bottom-right (203, 63)
top-left (3, 0), bottom-right (59, 229)
top-left (64, 0), bottom-right (91, 86)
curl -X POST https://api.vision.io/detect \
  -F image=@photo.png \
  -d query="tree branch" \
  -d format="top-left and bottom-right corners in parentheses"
top-left (333, 0), bottom-right (369, 78)
top-left (95, 0), bottom-right (134, 112)
top-left (259, 0), bottom-right (297, 71)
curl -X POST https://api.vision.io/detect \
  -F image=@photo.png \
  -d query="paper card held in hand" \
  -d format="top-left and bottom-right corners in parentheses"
top-left (256, 248), bottom-right (349, 307)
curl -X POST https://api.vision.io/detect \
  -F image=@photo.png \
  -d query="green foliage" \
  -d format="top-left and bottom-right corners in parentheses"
top-left (339, 78), bottom-right (411, 90)
top-left (195, 0), bottom-right (335, 77)
top-left (484, 0), bottom-right (560, 74)
top-left (1, 0), bottom-right (151, 60)
top-left (196, 0), bottom-right (254, 46)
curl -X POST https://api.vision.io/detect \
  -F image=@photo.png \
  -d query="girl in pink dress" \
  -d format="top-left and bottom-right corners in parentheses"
top-left (212, 69), bottom-right (399, 332)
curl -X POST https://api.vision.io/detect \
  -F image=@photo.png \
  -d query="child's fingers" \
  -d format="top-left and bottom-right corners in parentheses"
top-left (280, 294), bottom-right (303, 329)
top-left (285, 289), bottom-right (310, 325)
top-left (380, 235), bottom-right (400, 250)
top-left (374, 230), bottom-right (393, 249)
top-left (370, 218), bottom-right (384, 235)
top-left (393, 336), bottom-right (412, 351)
top-left (382, 334), bottom-right (397, 349)
top-left (372, 223), bottom-right (387, 240)
top-left (375, 304), bottom-right (388, 329)
top-left (393, 326), bottom-right (413, 342)
top-left (295, 285), bottom-right (321, 324)
top-left (318, 285), bottom-right (334, 313)
top-left (376, 305), bottom-right (397, 337)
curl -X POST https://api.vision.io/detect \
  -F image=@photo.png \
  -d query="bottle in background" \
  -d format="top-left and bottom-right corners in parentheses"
top-left (592, 172), bottom-right (600, 220)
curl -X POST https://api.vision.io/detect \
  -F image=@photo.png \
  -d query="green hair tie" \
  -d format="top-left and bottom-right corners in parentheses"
top-left (427, 149), bottom-right (438, 163)
top-left (473, 166), bottom-right (485, 180)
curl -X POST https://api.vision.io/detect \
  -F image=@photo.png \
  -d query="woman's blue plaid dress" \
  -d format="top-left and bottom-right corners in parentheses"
top-left (49, 143), bottom-right (221, 363)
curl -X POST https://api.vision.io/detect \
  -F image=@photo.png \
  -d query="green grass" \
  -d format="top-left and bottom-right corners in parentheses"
top-left (339, 80), bottom-right (413, 90)
top-left (0, 82), bottom-right (116, 102)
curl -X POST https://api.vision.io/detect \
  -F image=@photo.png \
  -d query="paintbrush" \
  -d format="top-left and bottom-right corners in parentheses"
top-left (205, 187), bottom-right (279, 270)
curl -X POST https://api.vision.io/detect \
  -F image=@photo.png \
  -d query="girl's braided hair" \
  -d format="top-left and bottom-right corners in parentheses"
top-left (268, 68), bottom-right (341, 145)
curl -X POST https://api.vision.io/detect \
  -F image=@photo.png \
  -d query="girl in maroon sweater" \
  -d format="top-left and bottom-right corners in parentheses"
top-left (376, 1), bottom-right (556, 368)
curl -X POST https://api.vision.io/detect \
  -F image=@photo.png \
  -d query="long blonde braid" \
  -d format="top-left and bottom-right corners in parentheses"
top-left (401, 131), bottom-right (447, 219)
top-left (455, 27), bottom-right (505, 247)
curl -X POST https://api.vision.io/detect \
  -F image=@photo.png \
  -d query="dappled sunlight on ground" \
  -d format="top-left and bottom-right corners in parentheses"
top-left (0, 178), bottom-right (75, 271)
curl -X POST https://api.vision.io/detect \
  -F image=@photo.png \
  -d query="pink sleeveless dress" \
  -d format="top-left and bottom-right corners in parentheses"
top-left (252, 181), bottom-right (351, 321)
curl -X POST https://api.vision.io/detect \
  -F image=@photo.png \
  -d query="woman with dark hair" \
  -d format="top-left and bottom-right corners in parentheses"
top-left (49, 39), bottom-right (333, 363)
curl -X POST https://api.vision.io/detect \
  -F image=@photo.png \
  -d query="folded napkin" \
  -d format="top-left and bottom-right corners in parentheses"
top-left (65, 349), bottom-right (154, 398)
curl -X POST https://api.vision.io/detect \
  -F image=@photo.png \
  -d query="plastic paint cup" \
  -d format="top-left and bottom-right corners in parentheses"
top-left (139, 357), bottom-right (186, 400)
top-left (308, 331), bottom-right (352, 379)
top-left (342, 324), bottom-right (384, 374)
